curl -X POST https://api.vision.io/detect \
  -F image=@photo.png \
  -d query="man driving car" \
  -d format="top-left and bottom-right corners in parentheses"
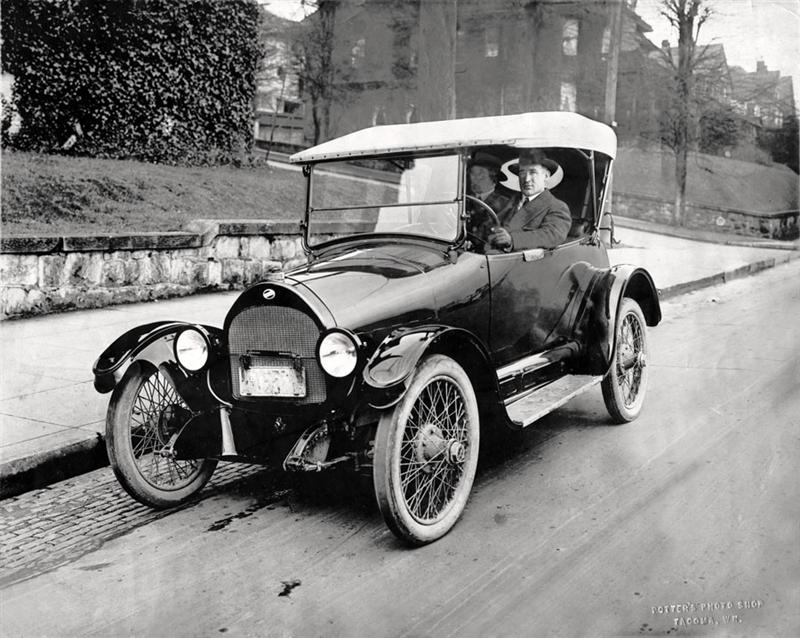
top-left (487, 150), bottom-right (571, 251)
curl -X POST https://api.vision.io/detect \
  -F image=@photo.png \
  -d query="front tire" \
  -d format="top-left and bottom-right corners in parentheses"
top-left (106, 364), bottom-right (217, 508)
top-left (373, 355), bottom-right (479, 545)
top-left (602, 297), bottom-right (649, 423)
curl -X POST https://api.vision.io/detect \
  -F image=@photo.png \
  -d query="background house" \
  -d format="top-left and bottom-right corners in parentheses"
top-left (306, 0), bottom-right (640, 141)
top-left (730, 61), bottom-right (796, 140)
top-left (254, 10), bottom-right (305, 147)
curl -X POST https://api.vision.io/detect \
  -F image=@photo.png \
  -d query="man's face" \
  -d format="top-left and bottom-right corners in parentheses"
top-left (469, 165), bottom-right (495, 194)
top-left (518, 161), bottom-right (550, 198)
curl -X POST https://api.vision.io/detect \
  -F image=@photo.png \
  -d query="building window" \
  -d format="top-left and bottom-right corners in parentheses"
top-left (283, 99), bottom-right (302, 114)
top-left (351, 38), bottom-right (366, 67)
top-left (484, 26), bottom-right (499, 58)
top-left (560, 82), bottom-right (577, 112)
top-left (562, 19), bottom-right (579, 56)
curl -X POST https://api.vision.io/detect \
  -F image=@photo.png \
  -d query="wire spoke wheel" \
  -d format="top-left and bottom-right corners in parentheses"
top-left (374, 355), bottom-right (479, 545)
top-left (129, 371), bottom-right (202, 489)
top-left (602, 298), bottom-right (649, 423)
top-left (106, 364), bottom-right (217, 508)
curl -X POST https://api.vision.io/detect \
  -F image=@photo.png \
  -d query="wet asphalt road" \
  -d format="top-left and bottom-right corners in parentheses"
top-left (2, 261), bottom-right (799, 637)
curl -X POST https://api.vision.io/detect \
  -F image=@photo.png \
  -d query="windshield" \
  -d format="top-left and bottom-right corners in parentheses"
top-left (306, 154), bottom-right (461, 247)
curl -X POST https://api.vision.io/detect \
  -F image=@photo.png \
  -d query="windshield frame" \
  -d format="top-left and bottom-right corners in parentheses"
top-left (300, 151), bottom-right (468, 255)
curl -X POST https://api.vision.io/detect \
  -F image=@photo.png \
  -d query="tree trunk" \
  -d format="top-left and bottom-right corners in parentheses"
top-left (672, 0), bottom-right (700, 226)
top-left (417, 0), bottom-right (457, 120)
top-left (674, 134), bottom-right (688, 225)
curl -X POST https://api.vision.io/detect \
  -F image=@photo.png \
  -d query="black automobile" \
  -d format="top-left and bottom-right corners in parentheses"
top-left (93, 112), bottom-right (660, 545)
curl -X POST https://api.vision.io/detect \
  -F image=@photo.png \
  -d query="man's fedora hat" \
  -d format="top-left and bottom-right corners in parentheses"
top-left (469, 151), bottom-right (503, 171)
top-left (509, 150), bottom-right (560, 175)
top-left (502, 150), bottom-right (563, 190)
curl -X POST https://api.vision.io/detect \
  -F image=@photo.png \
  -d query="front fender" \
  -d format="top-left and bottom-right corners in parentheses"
top-left (362, 325), bottom-right (494, 409)
top-left (92, 321), bottom-right (224, 394)
top-left (582, 265), bottom-right (661, 375)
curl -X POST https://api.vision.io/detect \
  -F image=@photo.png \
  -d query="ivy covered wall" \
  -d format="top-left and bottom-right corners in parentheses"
top-left (1, 0), bottom-right (262, 165)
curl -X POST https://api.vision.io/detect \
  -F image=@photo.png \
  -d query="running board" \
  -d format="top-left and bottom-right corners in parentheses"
top-left (505, 375), bottom-right (602, 428)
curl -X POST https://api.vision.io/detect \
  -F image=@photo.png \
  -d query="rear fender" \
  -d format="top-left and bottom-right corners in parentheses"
top-left (92, 321), bottom-right (225, 401)
top-left (582, 265), bottom-right (661, 374)
top-left (362, 326), bottom-right (497, 409)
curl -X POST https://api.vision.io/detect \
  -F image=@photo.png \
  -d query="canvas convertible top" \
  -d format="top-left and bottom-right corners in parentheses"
top-left (289, 112), bottom-right (617, 163)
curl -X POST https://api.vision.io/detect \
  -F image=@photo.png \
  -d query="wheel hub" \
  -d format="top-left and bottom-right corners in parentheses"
top-left (157, 404), bottom-right (189, 441)
top-left (415, 423), bottom-right (465, 468)
top-left (619, 346), bottom-right (645, 371)
top-left (415, 424), bottom-right (446, 467)
top-left (446, 440), bottom-right (466, 464)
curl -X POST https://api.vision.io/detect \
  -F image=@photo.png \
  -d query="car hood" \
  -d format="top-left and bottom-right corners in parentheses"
top-left (286, 243), bottom-right (448, 332)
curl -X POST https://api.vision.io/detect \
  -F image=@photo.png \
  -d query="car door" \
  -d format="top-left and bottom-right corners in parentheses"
top-left (487, 242), bottom-right (607, 366)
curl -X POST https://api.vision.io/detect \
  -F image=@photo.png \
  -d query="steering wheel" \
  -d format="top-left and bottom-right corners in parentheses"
top-left (465, 195), bottom-right (501, 228)
top-left (465, 195), bottom-right (502, 249)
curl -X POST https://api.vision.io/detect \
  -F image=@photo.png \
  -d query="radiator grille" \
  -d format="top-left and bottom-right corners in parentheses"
top-left (228, 306), bottom-right (325, 403)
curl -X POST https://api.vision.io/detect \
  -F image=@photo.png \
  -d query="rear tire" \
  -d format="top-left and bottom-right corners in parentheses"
top-left (106, 364), bottom-right (217, 508)
top-left (602, 298), bottom-right (649, 423)
top-left (373, 355), bottom-right (479, 545)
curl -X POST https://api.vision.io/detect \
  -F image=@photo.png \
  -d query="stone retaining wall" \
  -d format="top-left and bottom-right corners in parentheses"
top-left (0, 220), bottom-right (324, 319)
top-left (613, 192), bottom-right (799, 240)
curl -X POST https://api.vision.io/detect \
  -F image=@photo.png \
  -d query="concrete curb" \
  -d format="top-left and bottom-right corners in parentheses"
top-left (1, 433), bottom-right (108, 499)
top-left (2, 251), bottom-right (798, 499)
top-left (658, 254), bottom-right (797, 300)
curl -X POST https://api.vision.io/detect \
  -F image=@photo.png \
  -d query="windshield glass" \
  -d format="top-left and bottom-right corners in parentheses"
top-left (306, 154), bottom-right (461, 246)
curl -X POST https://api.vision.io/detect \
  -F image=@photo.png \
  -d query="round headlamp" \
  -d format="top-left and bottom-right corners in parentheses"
top-left (317, 330), bottom-right (359, 378)
top-left (174, 328), bottom-right (209, 372)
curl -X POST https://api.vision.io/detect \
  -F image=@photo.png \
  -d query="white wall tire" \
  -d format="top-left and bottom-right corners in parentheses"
top-left (373, 355), bottom-right (480, 545)
top-left (601, 297), bottom-right (649, 423)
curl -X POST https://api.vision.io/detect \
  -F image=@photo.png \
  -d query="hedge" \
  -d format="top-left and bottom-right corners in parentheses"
top-left (1, 0), bottom-right (263, 165)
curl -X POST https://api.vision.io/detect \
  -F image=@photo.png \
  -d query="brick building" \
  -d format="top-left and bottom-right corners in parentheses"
top-left (303, 0), bottom-right (641, 142)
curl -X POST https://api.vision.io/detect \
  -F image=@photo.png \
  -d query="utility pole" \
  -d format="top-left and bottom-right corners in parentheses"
top-left (604, 0), bottom-right (624, 125)
top-left (601, 0), bottom-right (625, 247)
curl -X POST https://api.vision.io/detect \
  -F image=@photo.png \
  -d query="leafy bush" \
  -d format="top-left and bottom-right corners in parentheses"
top-left (1, 0), bottom-right (263, 165)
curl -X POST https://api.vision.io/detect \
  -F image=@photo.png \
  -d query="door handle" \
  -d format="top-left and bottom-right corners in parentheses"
top-left (523, 248), bottom-right (545, 262)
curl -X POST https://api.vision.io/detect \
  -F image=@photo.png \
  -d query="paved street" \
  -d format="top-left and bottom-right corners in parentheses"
top-left (2, 260), bottom-right (799, 637)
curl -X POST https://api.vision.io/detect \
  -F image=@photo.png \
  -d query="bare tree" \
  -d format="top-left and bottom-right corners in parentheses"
top-left (289, 0), bottom-right (339, 144)
top-left (656, 0), bottom-right (714, 225)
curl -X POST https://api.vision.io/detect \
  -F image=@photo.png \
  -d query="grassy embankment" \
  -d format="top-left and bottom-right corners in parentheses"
top-left (0, 150), bottom-right (307, 237)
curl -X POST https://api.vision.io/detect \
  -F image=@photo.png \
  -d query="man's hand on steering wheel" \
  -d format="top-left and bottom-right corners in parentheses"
top-left (465, 195), bottom-right (503, 250)
top-left (487, 227), bottom-right (512, 251)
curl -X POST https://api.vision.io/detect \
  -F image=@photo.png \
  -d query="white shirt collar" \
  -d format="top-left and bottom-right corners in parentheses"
top-left (519, 190), bottom-right (545, 207)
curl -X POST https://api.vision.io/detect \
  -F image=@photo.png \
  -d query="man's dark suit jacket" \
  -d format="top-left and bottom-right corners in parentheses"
top-left (496, 190), bottom-right (572, 250)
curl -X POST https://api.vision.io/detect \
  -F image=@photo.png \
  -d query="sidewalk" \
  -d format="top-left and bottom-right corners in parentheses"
top-left (1, 226), bottom-right (797, 497)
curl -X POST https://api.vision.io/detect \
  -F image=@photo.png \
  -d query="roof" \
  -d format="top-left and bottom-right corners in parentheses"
top-left (649, 43), bottom-right (729, 75)
top-left (289, 112), bottom-right (617, 163)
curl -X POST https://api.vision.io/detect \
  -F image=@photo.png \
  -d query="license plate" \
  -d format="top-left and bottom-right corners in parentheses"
top-left (239, 365), bottom-right (306, 397)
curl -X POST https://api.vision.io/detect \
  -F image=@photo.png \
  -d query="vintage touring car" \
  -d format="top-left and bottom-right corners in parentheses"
top-left (93, 112), bottom-right (661, 544)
